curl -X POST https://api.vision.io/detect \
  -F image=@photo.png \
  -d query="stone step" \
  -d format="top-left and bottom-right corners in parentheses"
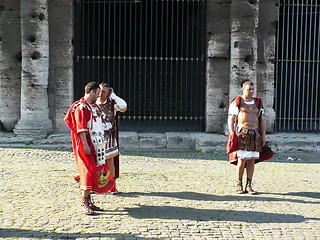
top-left (0, 131), bottom-right (319, 153)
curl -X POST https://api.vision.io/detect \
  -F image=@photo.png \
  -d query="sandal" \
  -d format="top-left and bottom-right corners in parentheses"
top-left (236, 180), bottom-right (244, 194)
top-left (81, 196), bottom-right (94, 215)
top-left (88, 194), bottom-right (104, 211)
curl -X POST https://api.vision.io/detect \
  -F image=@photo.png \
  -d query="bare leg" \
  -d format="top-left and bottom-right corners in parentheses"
top-left (237, 158), bottom-right (246, 180)
top-left (82, 190), bottom-right (90, 197)
top-left (106, 158), bottom-right (115, 179)
top-left (245, 159), bottom-right (256, 194)
top-left (246, 159), bottom-right (255, 179)
top-left (236, 159), bottom-right (246, 193)
top-left (106, 157), bottom-right (118, 193)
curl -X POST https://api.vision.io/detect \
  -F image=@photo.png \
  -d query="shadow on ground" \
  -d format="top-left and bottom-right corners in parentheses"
top-left (121, 205), bottom-right (318, 223)
top-left (120, 191), bottom-right (320, 205)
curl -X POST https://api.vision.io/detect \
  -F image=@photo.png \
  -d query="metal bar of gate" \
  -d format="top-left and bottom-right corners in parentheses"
top-left (139, 0), bottom-right (142, 120)
top-left (185, 2), bottom-right (189, 123)
top-left (311, 0), bottom-right (316, 129)
top-left (297, 0), bottom-right (303, 130)
top-left (169, 1), bottom-right (173, 121)
top-left (292, 0), bottom-right (299, 130)
top-left (307, 0), bottom-right (313, 130)
top-left (123, 1), bottom-right (127, 102)
top-left (154, 0), bottom-right (158, 120)
top-left (160, 0), bottom-right (164, 121)
top-left (301, 0), bottom-right (308, 130)
top-left (175, 1), bottom-right (179, 121)
top-left (97, 1), bottom-right (101, 82)
top-left (180, 2), bottom-right (184, 126)
top-left (288, 0), bottom-right (294, 130)
top-left (128, 1), bottom-right (132, 121)
top-left (144, 0), bottom-right (147, 119)
top-left (92, 1), bottom-right (95, 82)
top-left (316, 0), bottom-right (320, 129)
top-left (150, 1), bottom-right (154, 119)
top-left (284, 0), bottom-right (289, 130)
top-left (275, 0), bottom-right (280, 130)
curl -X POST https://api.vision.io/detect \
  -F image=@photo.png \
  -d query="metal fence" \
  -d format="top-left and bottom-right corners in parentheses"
top-left (275, 0), bottom-right (320, 131)
top-left (74, 0), bottom-right (207, 131)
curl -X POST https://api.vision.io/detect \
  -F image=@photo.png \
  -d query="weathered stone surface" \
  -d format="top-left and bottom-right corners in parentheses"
top-left (14, 0), bottom-right (53, 137)
top-left (119, 131), bottom-right (139, 151)
top-left (138, 133), bottom-right (167, 149)
top-left (191, 133), bottom-right (227, 153)
top-left (0, 0), bottom-right (21, 131)
top-left (206, 1), bottom-right (231, 133)
top-left (229, 1), bottom-right (259, 101)
top-left (256, 0), bottom-right (278, 133)
top-left (48, 0), bottom-right (73, 133)
top-left (165, 132), bottom-right (195, 149)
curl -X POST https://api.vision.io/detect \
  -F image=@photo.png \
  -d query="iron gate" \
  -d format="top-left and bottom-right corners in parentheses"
top-left (275, 0), bottom-right (320, 131)
top-left (74, 0), bottom-right (207, 131)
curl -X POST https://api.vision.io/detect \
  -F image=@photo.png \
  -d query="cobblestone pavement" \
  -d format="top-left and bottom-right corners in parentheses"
top-left (0, 147), bottom-right (319, 240)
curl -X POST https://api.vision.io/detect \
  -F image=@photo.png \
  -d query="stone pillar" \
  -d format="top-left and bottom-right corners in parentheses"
top-left (14, 0), bottom-right (53, 137)
top-left (257, 0), bottom-right (278, 132)
top-left (0, 0), bottom-right (21, 131)
top-left (48, 0), bottom-right (73, 133)
top-left (206, 1), bottom-right (231, 133)
top-left (229, 0), bottom-right (259, 100)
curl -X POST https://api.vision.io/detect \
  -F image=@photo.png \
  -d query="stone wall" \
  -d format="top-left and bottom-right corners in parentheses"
top-left (0, 1), bottom-right (278, 136)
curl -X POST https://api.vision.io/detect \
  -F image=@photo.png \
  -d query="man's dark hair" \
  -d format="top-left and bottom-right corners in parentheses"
top-left (84, 82), bottom-right (100, 94)
top-left (99, 82), bottom-right (109, 89)
top-left (241, 80), bottom-right (254, 88)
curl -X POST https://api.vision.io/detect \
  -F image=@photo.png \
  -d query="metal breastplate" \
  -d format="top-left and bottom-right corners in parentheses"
top-left (238, 101), bottom-right (259, 129)
top-left (100, 100), bottom-right (114, 121)
top-left (100, 100), bottom-right (115, 130)
top-left (88, 105), bottom-right (107, 166)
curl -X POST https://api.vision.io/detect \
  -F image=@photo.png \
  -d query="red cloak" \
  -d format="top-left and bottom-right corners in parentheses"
top-left (64, 98), bottom-right (114, 193)
top-left (227, 96), bottom-right (274, 165)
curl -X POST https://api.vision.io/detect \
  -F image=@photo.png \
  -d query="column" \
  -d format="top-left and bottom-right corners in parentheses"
top-left (0, 0), bottom-right (21, 131)
top-left (229, 0), bottom-right (259, 100)
top-left (14, 0), bottom-right (52, 137)
top-left (206, 0), bottom-right (231, 133)
top-left (257, 0), bottom-right (278, 132)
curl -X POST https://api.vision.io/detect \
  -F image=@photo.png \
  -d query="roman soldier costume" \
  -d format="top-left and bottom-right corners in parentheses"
top-left (227, 96), bottom-right (273, 164)
top-left (227, 96), bottom-right (274, 194)
top-left (64, 98), bottom-right (115, 194)
top-left (97, 91), bottom-right (127, 192)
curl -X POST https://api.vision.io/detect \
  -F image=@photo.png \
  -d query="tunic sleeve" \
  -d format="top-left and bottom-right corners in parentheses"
top-left (75, 106), bottom-right (91, 133)
top-left (228, 101), bottom-right (239, 117)
top-left (109, 92), bottom-right (127, 113)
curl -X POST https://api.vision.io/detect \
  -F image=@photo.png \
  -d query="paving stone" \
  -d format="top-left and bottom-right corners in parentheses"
top-left (0, 147), bottom-right (319, 239)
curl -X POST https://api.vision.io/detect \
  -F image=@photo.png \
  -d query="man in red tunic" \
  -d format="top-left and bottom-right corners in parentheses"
top-left (64, 82), bottom-right (114, 214)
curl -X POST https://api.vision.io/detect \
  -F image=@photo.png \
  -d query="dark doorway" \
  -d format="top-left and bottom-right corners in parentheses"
top-left (74, 0), bottom-right (207, 131)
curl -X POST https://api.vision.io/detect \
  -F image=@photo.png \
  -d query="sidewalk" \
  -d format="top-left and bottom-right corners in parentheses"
top-left (0, 146), bottom-right (319, 239)
top-left (0, 131), bottom-right (320, 153)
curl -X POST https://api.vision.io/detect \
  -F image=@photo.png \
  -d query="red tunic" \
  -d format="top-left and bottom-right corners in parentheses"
top-left (64, 98), bottom-right (114, 193)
